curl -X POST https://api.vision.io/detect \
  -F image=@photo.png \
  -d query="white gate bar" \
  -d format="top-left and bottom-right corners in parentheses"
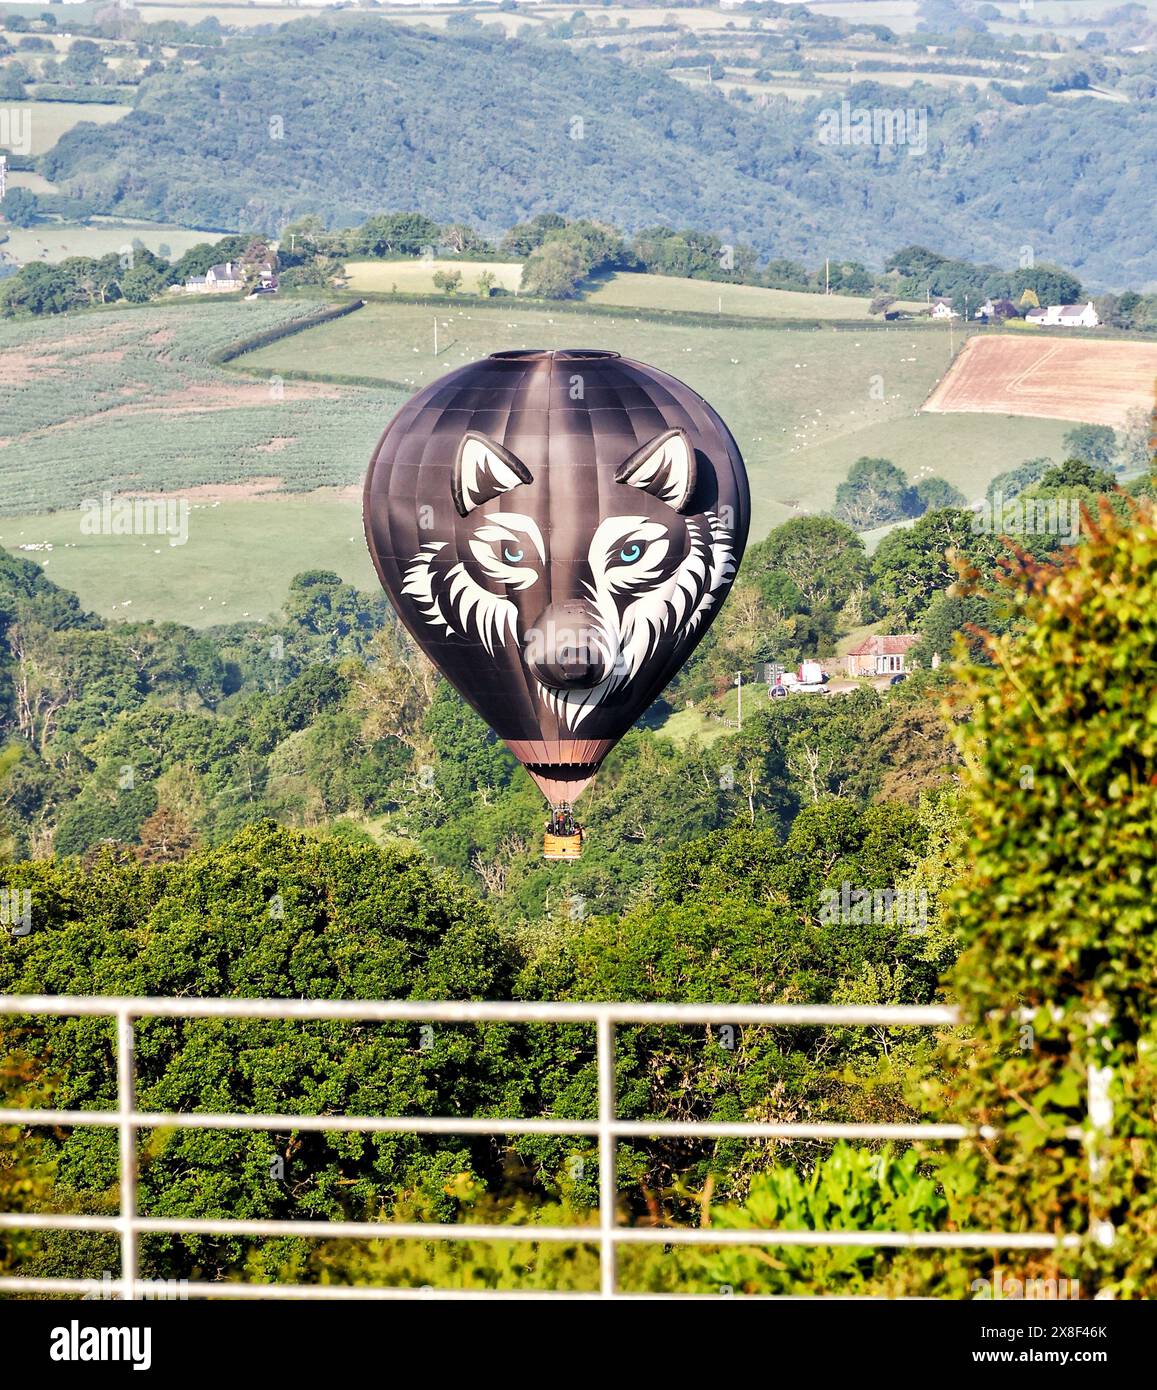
top-left (0, 1211), bottom-right (1083, 1249)
top-left (597, 1012), bottom-right (616, 1297)
top-left (0, 1108), bottom-right (1015, 1141)
top-left (0, 992), bottom-right (1095, 1299)
top-left (0, 995), bottom-right (961, 1026)
top-left (116, 1009), bottom-right (137, 1302)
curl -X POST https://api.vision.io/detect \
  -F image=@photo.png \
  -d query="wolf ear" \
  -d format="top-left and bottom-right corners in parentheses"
top-left (615, 428), bottom-right (696, 513)
top-left (453, 432), bottom-right (533, 517)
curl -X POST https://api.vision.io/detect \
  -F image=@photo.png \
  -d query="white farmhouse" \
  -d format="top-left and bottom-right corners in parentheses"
top-left (185, 261), bottom-right (245, 294)
top-left (1026, 301), bottom-right (1101, 328)
top-left (1055, 301), bottom-right (1101, 328)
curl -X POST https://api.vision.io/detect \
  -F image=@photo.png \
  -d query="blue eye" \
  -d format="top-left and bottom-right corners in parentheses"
top-left (502, 545), bottom-right (525, 564)
top-left (619, 542), bottom-right (643, 564)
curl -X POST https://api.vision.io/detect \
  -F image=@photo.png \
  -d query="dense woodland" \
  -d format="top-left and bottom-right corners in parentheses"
top-left (23, 14), bottom-right (1157, 289)
top-left (2, 452), bottom-right (1144, 911)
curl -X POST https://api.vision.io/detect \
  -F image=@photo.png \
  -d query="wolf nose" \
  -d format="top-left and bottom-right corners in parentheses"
top-left (525, 603), bottom-right (609, 690)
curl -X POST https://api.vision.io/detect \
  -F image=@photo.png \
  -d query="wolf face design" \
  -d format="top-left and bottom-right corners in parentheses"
top-left (401, 428), bottom-right (736, 731)
top-left (364, 349), bottom-right (749, 801)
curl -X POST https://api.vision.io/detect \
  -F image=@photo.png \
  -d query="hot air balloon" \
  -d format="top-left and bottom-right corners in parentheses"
top-left (363, 349), bottom-right (749, 857)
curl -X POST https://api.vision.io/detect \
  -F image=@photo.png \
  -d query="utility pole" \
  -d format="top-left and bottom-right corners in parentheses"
top-left (433, 317), bottom-right (438, 356)
top-left (825, 258), bottom-right (830, 296)
top-left (736, 672), bottom-right (743, 731)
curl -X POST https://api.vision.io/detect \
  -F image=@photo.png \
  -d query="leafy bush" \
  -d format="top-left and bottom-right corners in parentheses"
top-left (937, 500), bottom-right (1157, 1297)
top-left (702, 1145), bottom-right (947, 1294)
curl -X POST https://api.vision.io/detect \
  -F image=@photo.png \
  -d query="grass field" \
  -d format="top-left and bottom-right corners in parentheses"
top-left (0, 493), bottom-right (376, 629)
top-left (923, 334), bottom-right (1157, 428)
top-left (0, 299), bottom-right (403, 515)
top-left (345, 259), bottom-right (525, 295)
top-left (2, 222), bottom-right (216, 265)
top-left (0, 295), bottom-right (1072, 629)
top-left (585, 272), bottom-right (926, 321)
top-left (813, 69), bottom-right (1009, 90)
top-left (19, 101), bottom-right (130, 157)
top-left (130, 3), bottom-right (335, 26)
top-left (238, 300), bottom-right (1069, 533)
top-left (799, 0), bottom-right (922, 32)
top-left (3, 171), bottom-right (58, 196)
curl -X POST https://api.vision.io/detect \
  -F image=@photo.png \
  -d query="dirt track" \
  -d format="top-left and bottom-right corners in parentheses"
top-left (922, 334), bottom-right (1157, 428)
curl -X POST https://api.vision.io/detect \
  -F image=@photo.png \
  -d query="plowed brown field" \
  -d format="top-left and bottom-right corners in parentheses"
top-left (923, 334), bottom-right (1157, 427)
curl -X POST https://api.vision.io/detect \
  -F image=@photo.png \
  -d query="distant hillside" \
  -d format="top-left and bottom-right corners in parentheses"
top-left (40, 18), bottom-right (1157, 289)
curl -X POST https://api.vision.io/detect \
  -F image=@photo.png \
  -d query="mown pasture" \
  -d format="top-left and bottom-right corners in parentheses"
top-left (1, 295), bottom-right (1068, 627)
top-left (238, 298), bottom-right (1069, 533)
top-left (345, 259), bottom-right (525, 295)
top-left (2, 221), bottom-right (216, 265)
top-left (584, 272), bottom-right (927, 320)
top-left (0, 493), bottom-right (376, 629)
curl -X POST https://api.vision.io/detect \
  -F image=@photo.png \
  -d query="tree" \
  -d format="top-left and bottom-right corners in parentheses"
top-left (500, 213), bottom-right (566, 257)
top-left (939, 500), bottom-right (1157, 1296)
top-left (871, 509), bottom-right (1007, 627)
top-left (1119, 408), bottom-right (1153, 476)
top-left (0, 824), bottom-right (525, 1281)
top-left (1, 262), bottom-right (83, 317)
top-left (520, 239), bottom-right (587, 299)
top-left (476, 270), bottom-right (496, 297)
top-left (432, 268), bottom-right (462, 295)
top-left (0, 188), bottom-right (40, 228)
top-left (1011, 263), bottom-right (1082, 307)
top-left (170, 236), bottom-right (253, 282)
top-left (280, 214), bottom-right (328, 257)
top-left (236, 236), bottom-right (276, 294)
top-left (914, 477), bottom-right (966, 512)
top-left (1038, 456), bottom-right (1117, 492)
top-left (135, 805), bottom-right (198, 863)
top-left (986, 457), bottom-right (1050, 505)
top-left (441, 222), bottom-right (491, 255)
top-left (745, 515), bottom-right (871, 620)
top-left (833, 457), bottom-right (920, 530)
top-left (1061, 424), bottom-right (1117, 472)
top-left (354, 212), bottom-right (441, 258)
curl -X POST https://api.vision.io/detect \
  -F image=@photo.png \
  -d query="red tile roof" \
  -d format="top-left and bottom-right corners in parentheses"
top-left (846, 634), bottom-right (919, 657)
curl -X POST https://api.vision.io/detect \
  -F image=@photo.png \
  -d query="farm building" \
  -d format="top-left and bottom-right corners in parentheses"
top-left (929, 297), bottom-right (959, 319)
top-left (1056, 302), bottom-right (1101, 328)
top-left (975, 297), bottom-right (1019, 322)
top-left (185, 261), bottom-right (245, 294)
top-left (845, 633), bottom-right (919, 678)
top-left (184, 261), bottom-right (277, 295)
top-left (1025, 301), bottom-right (1101, 329)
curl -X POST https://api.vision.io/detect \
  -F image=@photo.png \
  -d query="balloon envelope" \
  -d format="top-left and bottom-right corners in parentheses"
top-left (364, 349), bottom-right (749, 804)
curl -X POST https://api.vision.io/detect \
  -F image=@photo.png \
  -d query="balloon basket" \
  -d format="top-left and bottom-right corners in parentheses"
top-left (543, 831), bottom-right (584, 861)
